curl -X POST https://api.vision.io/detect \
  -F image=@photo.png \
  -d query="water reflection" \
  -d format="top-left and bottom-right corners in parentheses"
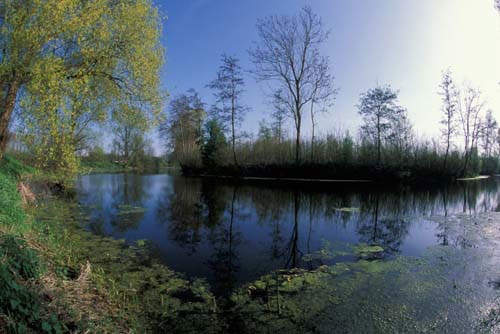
top-left (75, 174), bottom-right (500, 290)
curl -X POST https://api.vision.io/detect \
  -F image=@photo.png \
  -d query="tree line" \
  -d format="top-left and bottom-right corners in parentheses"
top-left (163, 6), bottom-right (500, 180)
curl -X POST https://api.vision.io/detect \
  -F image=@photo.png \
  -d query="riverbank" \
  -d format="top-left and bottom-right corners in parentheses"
top-left (181, 162), bottom-right (460, 185)
top-left (0, 156), bottom-right (220, 333)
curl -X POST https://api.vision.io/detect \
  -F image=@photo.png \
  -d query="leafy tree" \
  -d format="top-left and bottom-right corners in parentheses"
top-left (257, 119), bottom-right (273, 142)
top-left (341, 133), bottom-right (355, 164)
top-left (249, 6), bottom-right (331, 164)
top-left (161, 89), bottom-right (206, 166)
top-left (389, 112), bottom-right (414, 166)
top-left (357, 86), bottom-right (406, 165)
top-left (0, 0), bottom-right (164, 163)
top-left (17, 81), bottom-right (109, 173)
top-left (201, 119), bottom-right (227, 171)
top-left (111, 105), bottom-right (149, 168)
top-left (207, 55), bottom-right (248, 166)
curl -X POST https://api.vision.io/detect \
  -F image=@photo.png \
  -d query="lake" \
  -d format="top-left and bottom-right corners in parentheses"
top-left (74, 173), bottom-right (500, 297)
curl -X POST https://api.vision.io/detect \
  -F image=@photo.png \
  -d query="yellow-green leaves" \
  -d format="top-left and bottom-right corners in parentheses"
top-left (3, 0), bottom-right (165, 173)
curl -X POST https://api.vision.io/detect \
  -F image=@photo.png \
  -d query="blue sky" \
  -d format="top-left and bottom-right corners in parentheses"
top-left (152, 0), bottom-right (500, 152)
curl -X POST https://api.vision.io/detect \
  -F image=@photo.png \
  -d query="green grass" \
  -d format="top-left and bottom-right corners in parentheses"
top-left (79, 159), bottom-right (129, 174)
top-left (0, 156), bottom-right (67, 333)
top-left (0, 171), bottom-right (26, 233)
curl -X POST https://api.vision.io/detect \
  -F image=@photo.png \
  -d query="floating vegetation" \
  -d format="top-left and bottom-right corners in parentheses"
top-left (334, 207), bottom-right (360, 213)
top-left (117, 204), bottom-right (147, 215)
top-left (302, 241), bottom-right (351, 263)
top-left (225, 212), bottom-right (500, 333)
top-left (353, 243), bottom-right (384, 260)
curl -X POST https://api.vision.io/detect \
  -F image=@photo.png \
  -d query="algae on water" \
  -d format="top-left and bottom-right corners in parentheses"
top-left (117, 204), bottom-right (147, 215)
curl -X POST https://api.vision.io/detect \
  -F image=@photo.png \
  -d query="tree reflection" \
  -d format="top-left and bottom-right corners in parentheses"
top-left (285, 191), bottom-right (302, 268)
top-left (206, 186), bottom-right (241, 296)
top-left (357, 192), bottom-right (410, 255)
top-left (161, 177), bottom-right (205, 255)
top-left (77, 174), bottom-right (151, 236)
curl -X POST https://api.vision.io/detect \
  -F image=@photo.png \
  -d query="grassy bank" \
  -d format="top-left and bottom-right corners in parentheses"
top-left (80, 159), bottom-right (167, 175)
top-left (0, 155), bottom-right (220, 333)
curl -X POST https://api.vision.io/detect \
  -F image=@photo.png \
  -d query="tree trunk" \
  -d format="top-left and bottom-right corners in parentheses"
top-left (376, 116), bottom-right (381, 166)
top-left (294, 100), bottom-right (302, 165)
top-left (0, 82), bottom-right (20, 160)
top-left (310, 102), bottom-right (315, 162)
top-left (231, 96), bottom-right (237, 166)
top-left (295, 122), bottom-right (301, 165)
top-left (462, 150), bottom-right (470, 178)
top-left (443, 130), bottom-right (450, 172)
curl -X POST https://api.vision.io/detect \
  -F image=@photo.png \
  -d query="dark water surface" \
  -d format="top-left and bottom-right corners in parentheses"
top-left (75, 173), bottom-right (500, 294)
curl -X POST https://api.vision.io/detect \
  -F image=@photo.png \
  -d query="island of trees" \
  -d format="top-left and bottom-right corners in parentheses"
top-left (162, 7), bottom-right (500, 183)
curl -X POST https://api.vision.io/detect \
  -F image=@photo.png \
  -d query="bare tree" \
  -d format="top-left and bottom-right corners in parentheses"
top-left (309, 59), bottom-right (336, 161)
top-left (271, 89), bottom-right (288, 144)
top-left (458, 84), bottom-right (485, 176)
top-left (207, 55), bottom-right (248, 166)
top-left (389, 112), bottom-right (414, 165)
top-left (438, 69), bottom-right (458, 171)
top-left (481, 109), bottom-right (498, 158)
top-left (249, 6), bottom-right (331, 164)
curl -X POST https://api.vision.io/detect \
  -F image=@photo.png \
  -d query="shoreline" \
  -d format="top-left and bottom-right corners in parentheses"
top-left (200, 174), bottom-right (374, 183)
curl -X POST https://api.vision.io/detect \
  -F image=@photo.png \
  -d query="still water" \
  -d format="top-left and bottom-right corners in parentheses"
top-left (75, 173), bottom-right (500, 295)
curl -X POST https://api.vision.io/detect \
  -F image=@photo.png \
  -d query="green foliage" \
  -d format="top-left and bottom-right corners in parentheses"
top-left (201, 119), bottom-right (228, 171)
top-left (0, 236), bottom-right (63, 334)
top-left (162, 89), bottom-right (206, 167)
top-left (358, 85), bottom-right (407, 164)
top-left (0, 235), bottom-right (43, 280)
top-left (3, 0), bottom-right (164, 173)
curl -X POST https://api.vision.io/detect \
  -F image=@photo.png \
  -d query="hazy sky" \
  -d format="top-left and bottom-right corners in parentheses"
top-left (154, 0), bottom-right (500, 149)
